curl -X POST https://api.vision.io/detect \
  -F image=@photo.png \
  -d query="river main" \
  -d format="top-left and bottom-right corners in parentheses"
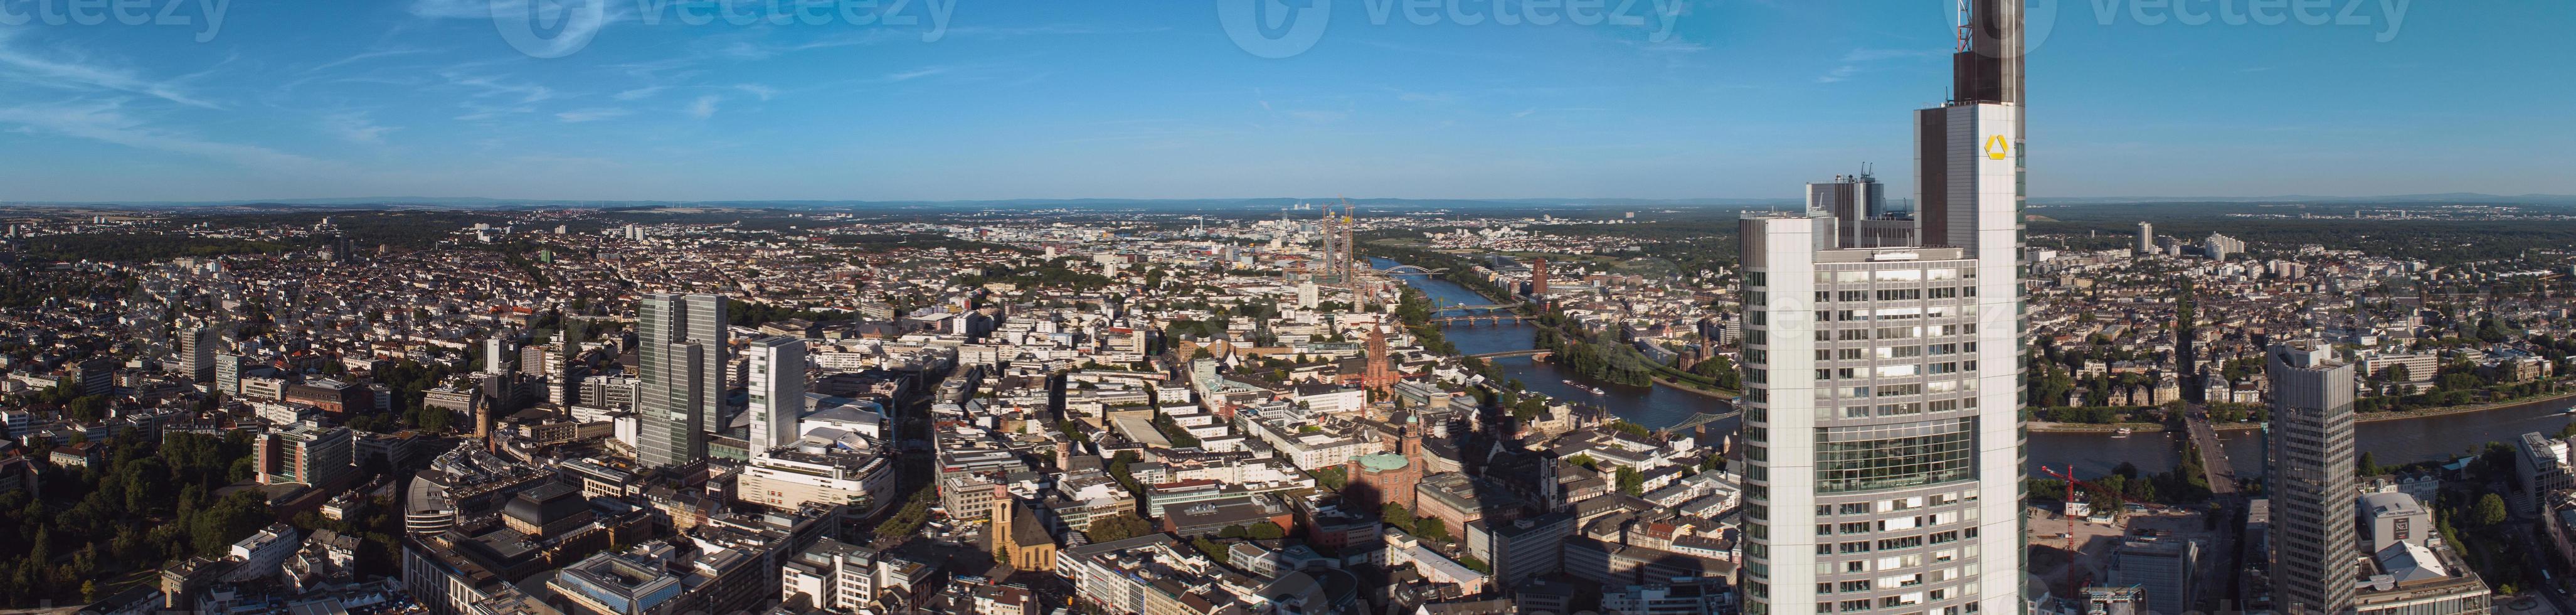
top-left (1379, 258), bottom-right (2576, 479)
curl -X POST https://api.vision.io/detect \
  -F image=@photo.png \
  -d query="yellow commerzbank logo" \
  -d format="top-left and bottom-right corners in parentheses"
top-left (1985, 136), bottom-right (2010, 160)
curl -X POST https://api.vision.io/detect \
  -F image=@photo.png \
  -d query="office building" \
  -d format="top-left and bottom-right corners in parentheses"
top-left (2354, 525), bottom-right (2492, 615)
top-left (1734, 2), bottom-right (2026, 613)
top-left (483, 336), bottom-right (516, 375)
top-left (745, 336), bottom-right (807, 456)
top-left (2266, 341), bottom-right (2359, 615)
top-left (549, 546), bottom-right (687, 615)
top-left (637, 294), bottom-right (726, 468)
top-left (518, 343), bottom-right (557, 378)
top-left (2136, 222), bottom-right (2154, 254)
top-left (1602, 579), bottom-right (1734, 615)
top-left (181, 326), bottom-right (218, 383)
top-left (2516, 432), bottom-right (2571, 515)
top-left (253, 419), bottom-right (354, 488)
top-left (74, 357), bottom-right (115, 397)
top-left (2362, 491), bottom-right (2433, 554)
top-left (1806, 172), bottom-right (1914, 249)
top-left (1465, 511), bottom-right (1575, 586)
top-left (215, 353), bottom-right (246, 395)
top-left (2107, 536), bottom-right (2197, 615)
top-left (1531, 257), bottom-right (1550, 296)
top-left (2083, 586), bottom-right (2145, 615)
top-left (780, 538), bottom-right (879, 612)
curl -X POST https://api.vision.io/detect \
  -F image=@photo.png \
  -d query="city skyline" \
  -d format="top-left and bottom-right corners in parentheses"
top-left (0, 3), bottom-right (2570, 202)
top-left (0, 2), bottom-right (2568, 614)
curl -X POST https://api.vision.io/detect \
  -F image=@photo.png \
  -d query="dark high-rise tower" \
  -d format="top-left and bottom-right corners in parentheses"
top-left (639, 293), bottom-right (727, 468)
top-left (1952, 0), bottom-right (2025, 107)
top-left (1530, 257), bottom-right (1549, 297)
top-left (2267, 341), bottom-right (2358, 615)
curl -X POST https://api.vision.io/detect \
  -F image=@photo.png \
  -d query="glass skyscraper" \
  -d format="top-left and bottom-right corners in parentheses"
top-left (637, 293), bottom-right (726, 468)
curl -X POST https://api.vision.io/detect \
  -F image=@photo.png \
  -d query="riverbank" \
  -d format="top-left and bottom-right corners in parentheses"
top-left (2028, 421), bottom-right (2264, 434)
top-left (2355, 390), bottom-right (2576, 424)
top-left (1645, 373), bottom-right (1738, 400)
top-left (2027, 422), bottom-right (2171, 434)
top-left (2028, 391), bottom-right (2576, 435)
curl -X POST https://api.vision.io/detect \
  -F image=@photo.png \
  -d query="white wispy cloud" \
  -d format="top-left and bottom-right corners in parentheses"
top-left (1288, 110), bottom-right (1349, 124)
top-left (613, 86), bottom-right (668, 101)
top-left (1842, 48), bottom-right (1938, 63)
top-left (555, 107), bottom-right (629, 122)
top-left (0, 99), bottom-right (332, 173)
top-left (455, 102), bottom-right (537, 121)
top-left (409, 0), bottom-right (632, 58)
top-left (1820, 47), bottom-right (1940, 83)
top-left (444, 73), bottom-right (555, 104)
top-left (883, 66), bottom-right (951, 82)
top-left (732, 83), bottom-right (777, 101)
top-left (0, 30), bottom-right (220, 109)
top-left (307, 47), bottom-right (439, 73)
top-left (324, 112), bottom-right (398, 143)
top-left (686, 95), bottom-right (719, 119)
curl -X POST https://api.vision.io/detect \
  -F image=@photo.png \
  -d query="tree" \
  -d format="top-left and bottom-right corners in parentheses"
top-left (1413, 518), bottom-right (1450, 542)
top-left (2473, 493), bottom-right (2510, 527)
top-left (1381, 502), bottom-right (1414, 528)
top-left (1246, 521), bottom-right (1285, 540)
top-left (1616, 466), bottom-right (1645, 496)
top-left (1086, 515), bottom-right (1152, 542)
top-left (1689, 355), bottom-right (1741, 389)
top-left (1190, 537), bottom-right (1231, 564)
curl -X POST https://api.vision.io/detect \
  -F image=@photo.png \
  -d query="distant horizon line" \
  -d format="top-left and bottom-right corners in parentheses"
top-left (8, 191), bottom-right (2575, 208)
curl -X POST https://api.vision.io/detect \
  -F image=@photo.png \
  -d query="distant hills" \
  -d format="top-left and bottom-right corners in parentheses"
top-left (8, 193), bottom-right (2573, 211)
top-left (2029, 193), bottom-right (2576, 206)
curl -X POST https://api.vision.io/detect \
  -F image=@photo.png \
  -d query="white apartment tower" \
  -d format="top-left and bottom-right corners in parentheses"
top-left (745, 336), bottom-right (808, 456)
top-left (1736, 2), bottom-right (2026, 614)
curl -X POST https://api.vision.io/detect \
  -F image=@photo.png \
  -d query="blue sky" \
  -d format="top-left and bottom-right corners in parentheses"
top-left (0, 0), bottom-right (2567, 202)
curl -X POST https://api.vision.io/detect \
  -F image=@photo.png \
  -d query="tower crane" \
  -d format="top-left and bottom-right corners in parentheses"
top-left (2040, 464), bottom-right (2120, 594)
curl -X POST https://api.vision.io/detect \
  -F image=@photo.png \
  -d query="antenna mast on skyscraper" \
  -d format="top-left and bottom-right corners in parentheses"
top-left (1956, 0), bottom-right (1973, 51)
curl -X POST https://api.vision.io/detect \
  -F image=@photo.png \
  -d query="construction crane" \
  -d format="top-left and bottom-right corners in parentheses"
top-left (2040, 464), bottom-right (2118, 594)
